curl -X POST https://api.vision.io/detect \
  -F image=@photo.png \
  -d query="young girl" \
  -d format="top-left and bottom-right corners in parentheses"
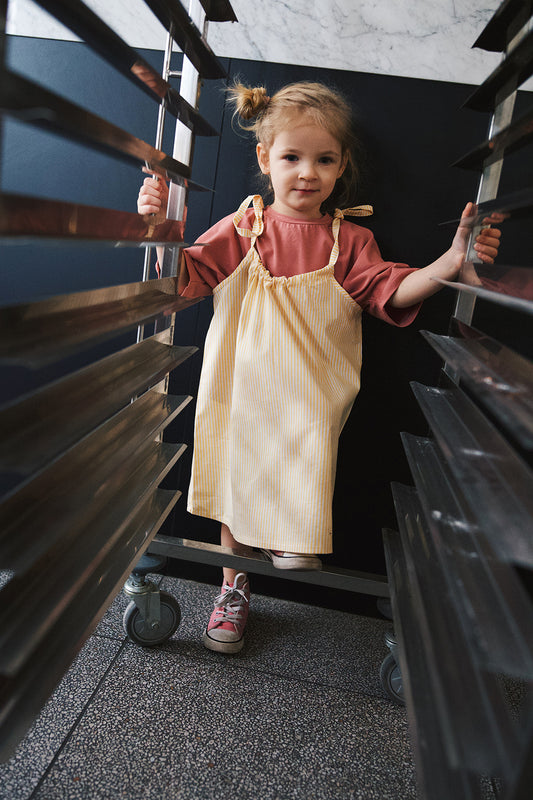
top-left (137, 81), bottom-right (501, 655)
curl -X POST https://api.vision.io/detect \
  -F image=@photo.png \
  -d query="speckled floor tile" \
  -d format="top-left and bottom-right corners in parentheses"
top-left (0, 636), bottom-right (123, 800)
top-left (157, 576), bottom-right (392, 698)
top-left (1, 576), bottom-right (412, 800)
top-left (0, 569), bottom-right (13, 590)
top-left (32, 644), bottom-right (417, 800)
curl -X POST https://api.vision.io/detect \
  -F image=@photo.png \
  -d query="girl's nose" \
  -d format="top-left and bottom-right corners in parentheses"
top-left (298, 161), bottom-right (317, 180)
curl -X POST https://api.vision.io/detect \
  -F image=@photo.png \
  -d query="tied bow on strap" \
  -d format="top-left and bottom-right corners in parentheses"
top-left (334, 205), bottom-right (373, 220)
top-left (328, 205), bottom-right (373, 268)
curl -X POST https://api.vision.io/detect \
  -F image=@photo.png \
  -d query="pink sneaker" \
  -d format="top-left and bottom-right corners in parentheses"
top-left (202, 572), bottom-right (250, 654)
top-left (261, 550), bottom-right (322, 571)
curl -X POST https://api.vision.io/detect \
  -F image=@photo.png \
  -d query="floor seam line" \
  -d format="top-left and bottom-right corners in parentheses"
top-left (143, 645), bottom-right (392, 705)
top-left (28, 637), bottom-right (129, 799)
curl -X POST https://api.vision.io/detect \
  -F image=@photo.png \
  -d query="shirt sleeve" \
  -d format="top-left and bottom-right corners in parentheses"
top-left (179, 212), bottom-right (251, 298)
top-left (338, 224), bottom-right (422, 327)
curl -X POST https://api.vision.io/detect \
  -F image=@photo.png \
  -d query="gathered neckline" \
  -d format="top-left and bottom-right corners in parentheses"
top-left (263, 205), bottom-right (333, 226)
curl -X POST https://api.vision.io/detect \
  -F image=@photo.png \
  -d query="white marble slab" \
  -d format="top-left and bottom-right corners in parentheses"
top-left (6, 0), bottom-right (531, 89)
top-left (6, 0), bottom-right (170, 48)
top-left (208, 0), bottom-right (504, 85)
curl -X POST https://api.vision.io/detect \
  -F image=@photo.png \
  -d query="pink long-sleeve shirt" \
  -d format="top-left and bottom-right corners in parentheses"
top-left (180, 205), bottom-right (421, 326)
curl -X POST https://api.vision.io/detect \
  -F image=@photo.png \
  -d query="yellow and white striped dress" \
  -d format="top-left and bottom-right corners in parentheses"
top-left (187, 195), bottom-right (371, 554)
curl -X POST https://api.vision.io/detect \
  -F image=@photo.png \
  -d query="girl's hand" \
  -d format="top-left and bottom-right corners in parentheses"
top-left (390, 202), bottom-right (504, 308)
top-left (451, 202), bottom-right (503, 264)
top-left (137, 167), bottom-right (169, 224)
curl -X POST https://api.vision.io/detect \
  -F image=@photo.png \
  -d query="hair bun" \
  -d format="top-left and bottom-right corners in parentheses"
top-left (233, 84), bottom-right (270, 120)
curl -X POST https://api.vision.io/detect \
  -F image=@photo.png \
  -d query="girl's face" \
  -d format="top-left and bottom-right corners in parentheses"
top-left (256, 122), bottom-right (347, 220)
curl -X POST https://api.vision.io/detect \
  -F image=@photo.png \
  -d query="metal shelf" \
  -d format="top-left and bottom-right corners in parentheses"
top-left (463, 28), bottom-right (533, 111)
top-left (0, 70), bottom-right (207, 185)
top-left (453, 107), bottom-right (533, 171)
top-left (0, 385), bottom-right (188, 574)
top-left (0, 486), bottom-right (180, 760)
top-left (198, 0), bottom-right (237, 22)
top-left (473, 0), bottom-right (532, 52)
top-left (0, 192), bottom-right (192, 247)
top-left (401, 432), bottom-right (533, 679)
top-left (384, 512), bottom-right (523, 800)
top-left (0, 0), bottom-right (235, 765)
top-left (410, 382), bottom-right (533, 568)
top-left (0, 435), bottom-right (185, 676)
top-left (32, 0), bottom-right (218, 135)
top-left (0, 334), bottom-right (195, 485)
top-left (391, 4), bottom-right (533, 798)
top-left (390, 484), bottom-right (522, 781)
top-left (441, 187), bottom-right (533, 228)
top-left (421, 324), bottom-right (533, 449)
top-left (0, 368), bottom-right (192, 478)
top-left (0, 277), bottom-right (200, 365)
top-left (149, 535), bottom-right (390, 596)
top-left (435, 275), bottom-right (533, 317)
top-left (142, 0), bottom-right (227, 78)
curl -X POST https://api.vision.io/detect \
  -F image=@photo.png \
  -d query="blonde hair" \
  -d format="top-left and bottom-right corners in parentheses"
top-left (227, 81), bottom-right (363, 213)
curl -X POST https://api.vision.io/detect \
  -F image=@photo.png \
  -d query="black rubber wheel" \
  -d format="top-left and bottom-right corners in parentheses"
top-left (123, 592), bottom-right (181, 646)
top-left (380, 652), bottom-right (405, 705)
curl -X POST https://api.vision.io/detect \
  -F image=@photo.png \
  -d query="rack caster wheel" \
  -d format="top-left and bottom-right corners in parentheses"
top-left (380, 651), bottom-right (404, 705)
top-left (123, 591), bottom-right (181, 646)
top-left (376, 597), bottom-right (393, 620)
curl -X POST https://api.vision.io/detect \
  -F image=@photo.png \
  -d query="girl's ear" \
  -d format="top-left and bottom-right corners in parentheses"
top-left (337, 151), bottom-right (348, 179)
top-left (257, 143), bottom-right (270, 175)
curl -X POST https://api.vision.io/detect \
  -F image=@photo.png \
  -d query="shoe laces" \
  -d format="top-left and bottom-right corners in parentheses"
top-left (213, 574), bottom-right (249, 623)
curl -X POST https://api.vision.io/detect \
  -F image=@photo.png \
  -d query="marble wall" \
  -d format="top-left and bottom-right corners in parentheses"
top-left (208, 0), bottom-right (504, 85)
top-left (6, 0), bottom-right (513, 86)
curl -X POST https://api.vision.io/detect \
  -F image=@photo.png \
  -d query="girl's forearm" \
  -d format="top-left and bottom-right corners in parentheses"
top-left (389, 248), bottom-right (463, 308)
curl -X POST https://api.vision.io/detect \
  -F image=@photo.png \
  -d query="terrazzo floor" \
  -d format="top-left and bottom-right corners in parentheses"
top-left (0, 575), bottom-right (418, 800)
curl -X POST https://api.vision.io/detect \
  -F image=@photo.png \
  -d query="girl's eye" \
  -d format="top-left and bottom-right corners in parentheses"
top-left (319, 156), bottom-right (335, 164)
top-left (283, 154), bottom-right (298, 162)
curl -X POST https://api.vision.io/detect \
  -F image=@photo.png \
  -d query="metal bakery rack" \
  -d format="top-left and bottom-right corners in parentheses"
top-left (381, 1), bottom-right (533, 798)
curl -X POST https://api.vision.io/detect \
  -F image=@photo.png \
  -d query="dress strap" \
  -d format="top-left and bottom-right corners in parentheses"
top-left (328, 204), bottom-right (374, 269)
top-left (233, 195), bottom-right (264, 239)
